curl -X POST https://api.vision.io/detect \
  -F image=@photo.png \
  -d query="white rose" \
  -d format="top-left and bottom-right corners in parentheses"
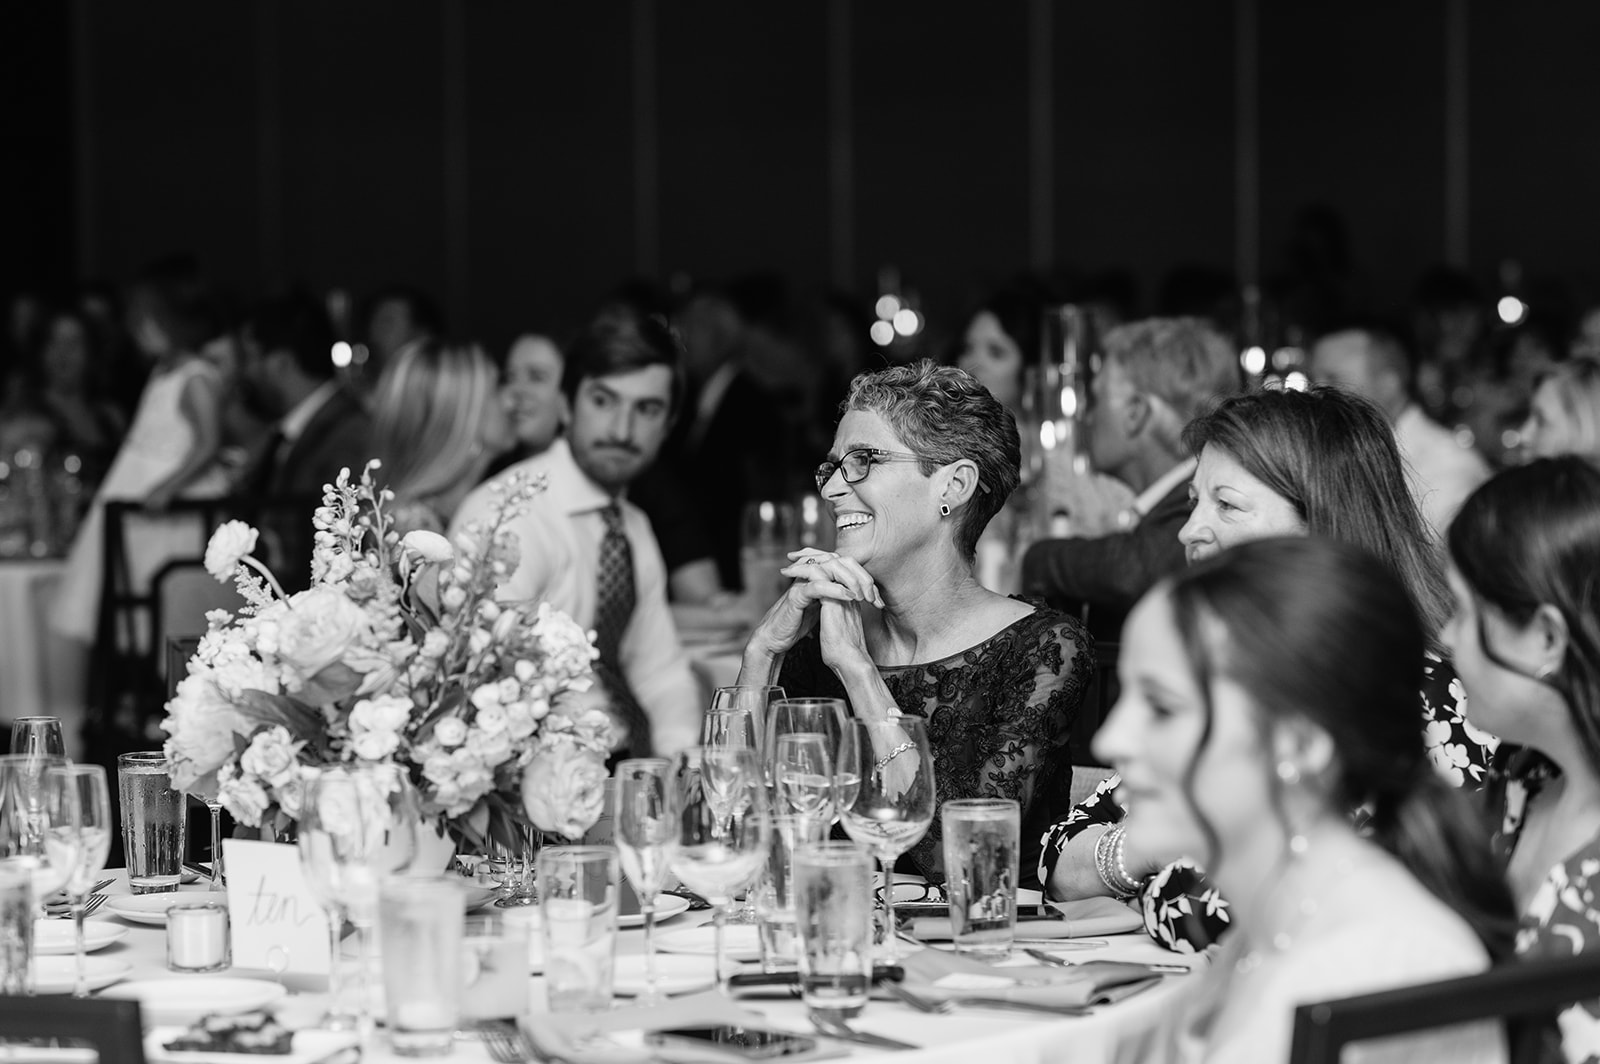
top-left (350, 695), bottom-right (413, 736)
top-left (218, 770), bottom-right (271, 827)
top-left (205, 521), bottom-right (259, 582)
top-left (503, 703), bottom-right (536, 740)
top-left (434, 717), bottom-right (468, 748)
top-left (522, 747), bottom-right (608, 838)
top-left (162, 672), bottom-right (253, 792)
top-left (238, 726), bottom-right (301, 787)
top-left (351, 730), bottom-right (399, 761)
top-left (274, 771), bottom-right (309, 819)
top-left (475, 703), bottom-right (508, 735)
top-left (276, 587), bottom-right (374, 684)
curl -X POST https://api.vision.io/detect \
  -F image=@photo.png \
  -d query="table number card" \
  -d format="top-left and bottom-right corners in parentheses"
top-left (223, 839), bottom-right (331, 976)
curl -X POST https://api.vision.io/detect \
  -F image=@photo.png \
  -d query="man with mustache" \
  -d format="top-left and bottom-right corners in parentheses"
top-left (452, 314), bottom-right (700, 760)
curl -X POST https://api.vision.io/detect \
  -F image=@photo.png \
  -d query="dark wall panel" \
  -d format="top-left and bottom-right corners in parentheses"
top-left (84, 2), bottom-right (258, 291)
top-left (853, 0), bottom-right (1031, 326)
top-left (658, 3), bottom-right (829, 296)
top-left (1469, 4), bottom-right (1600, 308)
top-left (1052, 0), bottom-right (1236, 315)
top-left (276, 0), bottom-right (448, 319)
top-left (1258, 2), bottom-right (1445, 320)
top-left (464, 3), bottom-right (636, 347)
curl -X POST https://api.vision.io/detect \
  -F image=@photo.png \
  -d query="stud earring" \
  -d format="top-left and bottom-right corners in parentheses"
top-left (1276, 761), bottom-right (1301, 785)
top-left (939, 503), bottom-right (950, 517)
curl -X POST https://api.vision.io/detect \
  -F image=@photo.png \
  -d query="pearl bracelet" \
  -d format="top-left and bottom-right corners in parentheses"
top-left (874, 740), bottom-right (916, 772)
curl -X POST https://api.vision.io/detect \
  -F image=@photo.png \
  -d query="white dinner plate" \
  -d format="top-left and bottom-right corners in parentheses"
top-left (463, 885), bottom-right (501, 912)
top-left (102, 978), bottom-right (287, 1026)
top-left (32, 919), bottom-right (128, 954)
top-left (655, 924), bottom-right (761, 961)
top-left (613, 954), bottom-right (718, 997)
top-left (105, 894), bottom-right (227, 926)
top-left (30, 955), bottom-right (130, 993)
top-left (617, 892), bottom-right (691, 928)
top-left (145, 1027), bottom-right (358, 1064)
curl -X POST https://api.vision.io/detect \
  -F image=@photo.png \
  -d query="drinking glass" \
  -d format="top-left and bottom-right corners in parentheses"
top-left (379, 876), bottom-right (464, 1056)
top-left (460, 912), bottom-right (529, 1022)
top-left (115, 752), bottom-right (186, 894)
top-left (838, 718), bottom-right (935, 960)
top-left (489, 822), bottom-right (539, 908)
top-left (794, 841), bottom-right (874, 1018)
top-left (183, 779), bottom-right (227, 893)
top-left (0, 755), bottom-right (81, 899)
top-left (669, 747), bottom-right (770, 987)
top-left (755, 813), bottom-right (826, 971)
top-left (539, 847), bottom-right (619, 1013)
top-left (941, 798), bottom-right (1021, 959)
top-left (774, 733), bottom-right (834, 826)
top-left (61, 765), bottom-right (112, 996)
top-left (708, 685), bottom-right (785, 757)
top-left (614, 758), bottom-right (678, 1005)
top-left (741, 501), bottom-right (798, 612)
top-left (299, 764), bottom-right (418, 1035)
top-left (9, 718), bottom-right (64, 757)
top-left (0, 860), bottom-right (31, 996)
top-left (766, 698), bottom-right (850, 828)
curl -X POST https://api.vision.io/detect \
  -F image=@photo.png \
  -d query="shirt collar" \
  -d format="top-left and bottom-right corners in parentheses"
top-left (278, 380), bottom-right (341, 443)
top-left (544, 438), bottom-right (619, 516)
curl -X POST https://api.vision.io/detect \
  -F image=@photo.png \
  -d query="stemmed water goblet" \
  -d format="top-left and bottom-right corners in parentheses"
top-left (669, 746), bottom-right (770, 988)
top-left (0, 756), bottom-right (82, 993)
top-left (60, 765), bottom-right (111, 997)
top-left (765, 697), bottom-right (849, 820)
top-left (614, 758), bottom-right (680, 1005)
top-left (838, 717), bottom-right (935, 961)
top-left (774, 733), bottom-right (835, 830)
top-left (708, 685), bottom-right (785, 757)
top-left (298, 764), bottom-right (418, 1037)
top-left (9, 718), bottom-right (65, 757)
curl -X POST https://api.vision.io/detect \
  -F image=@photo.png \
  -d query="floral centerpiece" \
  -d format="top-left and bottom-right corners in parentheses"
top-left (160, 462), bottom-right (616, 853)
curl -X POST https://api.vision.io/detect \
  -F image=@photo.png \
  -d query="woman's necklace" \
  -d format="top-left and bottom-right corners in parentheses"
top-left (1232, 835), bottom-right (1356, 976)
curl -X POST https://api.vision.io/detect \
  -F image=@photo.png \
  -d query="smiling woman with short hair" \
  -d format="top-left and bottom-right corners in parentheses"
top-left (738, 360), bottom-right (1092, 887)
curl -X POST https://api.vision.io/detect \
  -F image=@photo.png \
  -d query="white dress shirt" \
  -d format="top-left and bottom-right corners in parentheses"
top-left (1393, 404), bottom-right (1490, 540)
top-left (451, 439), bottom-right (701, 757)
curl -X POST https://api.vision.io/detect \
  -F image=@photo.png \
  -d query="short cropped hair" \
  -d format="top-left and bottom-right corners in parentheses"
top-left (1101, 317), bottom-right (1242, 424)
top-left (843, 361), bottom-right (1020, 561)
top-left (562, 313), bottom-right (686, 418)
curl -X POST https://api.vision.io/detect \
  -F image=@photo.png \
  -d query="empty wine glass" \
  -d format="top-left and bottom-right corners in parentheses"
top-left (9, 718), bottom-right (64, 757)
top-left (774, 733), bottom-right (834, 828)
top-left (838, 718), bottom-right (935, 960)
top-left (669, 746), bottom-right (769, 988)
top-left (614, 758), bottom-right (679, 1005)
top-left (298, 764), bottom-right (418, 1036)
top-left (709, 685), bottom-right (785, 755)
top-left (61, 765), bottom-right (111, 997)
top-left (765, 697), bottom-right (848, 806)
top-left (0, 757), bottom-right (81, 994)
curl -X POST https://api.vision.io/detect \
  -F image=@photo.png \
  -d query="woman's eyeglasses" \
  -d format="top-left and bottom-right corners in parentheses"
top-left (814, 448), bottom-right (921, 492)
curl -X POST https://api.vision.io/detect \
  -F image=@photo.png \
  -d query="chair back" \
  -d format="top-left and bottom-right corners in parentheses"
top-left (153, 561), bottom-right (245, 683)
top-left (1289, 951), bottom-right (1600, 1064)
top-left (0, 995), bottom-right (146, 1064)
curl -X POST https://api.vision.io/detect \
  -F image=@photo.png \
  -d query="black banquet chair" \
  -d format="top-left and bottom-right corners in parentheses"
top-left (1289, 951), bottom-right (1600, 1064)
top-left (0, 996), bottom-right (146, 1064)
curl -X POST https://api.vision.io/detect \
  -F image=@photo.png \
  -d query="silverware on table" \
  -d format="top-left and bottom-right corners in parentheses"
top-left (479, 1024), bottom-right (529, 1064)
top-left (810, 1012), bottom-right (921, 1051)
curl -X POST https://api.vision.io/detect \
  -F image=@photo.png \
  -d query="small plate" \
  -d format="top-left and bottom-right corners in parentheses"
top-left (31, 955), bottom-right (130, 993)
top-left (618, 893), bottom-right (691, 928)
top-left (464, 885), bottom-right (501, 912)
top-left (146, 1027), bottom-right (357, 1064)
top-left (102, 978), bottom-right (287, 1026)
top-left (106, 894), bottom-right (226, 926)
top-left (614, 954), bottom-right (718, 997)
top-left (655, 924), bottom-right (761, 961)
top-left (33, 919), bottom-right (128, 954)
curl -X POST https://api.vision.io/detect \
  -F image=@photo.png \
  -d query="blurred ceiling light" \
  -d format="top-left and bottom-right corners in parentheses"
top-left (875, 295), bottom-right (902, 321)
top-left (892, 308), bottom-right (920, 337)
top-left (1497, 296), bottom-right (1528, 325)
top-left (1284, 371), bottom-right (1310, 392)
top-left (1241, 346), bottom-right (1267, 375)
top-left (869, 321), bottom-right (896, 347)
top-left (331, 341), bottom-right (353, 369)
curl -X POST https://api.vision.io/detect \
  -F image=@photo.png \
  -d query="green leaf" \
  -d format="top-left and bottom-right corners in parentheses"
top-left (234, 690), bottom-right (323, 744)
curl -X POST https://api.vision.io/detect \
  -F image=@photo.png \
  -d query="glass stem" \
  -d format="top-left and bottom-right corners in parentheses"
top-left (641, 898), bottom-right (660, 1004)
top-left (881, 855), bottom-right (898, 958)
top-left (354, 922), bottom-right (376, 1049)
top-left (712, 901), bottom-right (729, 988)
top-left (208, 803), bottom-right (224, 891)
top-left (325, 908), bottom-right (349, 1025)
top-left (72, 895), bottom-right (88, 998)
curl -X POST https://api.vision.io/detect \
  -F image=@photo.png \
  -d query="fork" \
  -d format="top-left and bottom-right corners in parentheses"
top-left (479, 1024), bottom-right (528, 1064)
top-left (880, 980), bottom-right (953, 1015)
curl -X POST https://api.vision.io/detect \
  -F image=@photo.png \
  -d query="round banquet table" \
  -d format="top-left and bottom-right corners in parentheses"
top-left (76, 871), bottom-right (1203, 1064)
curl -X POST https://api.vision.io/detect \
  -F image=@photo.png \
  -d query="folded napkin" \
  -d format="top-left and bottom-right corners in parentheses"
top-left (523, 991), bottom-right (766, 1064)
top-left (907, 895), bottom-right (1143, 941)
top-left (898, 947), bottom-right (1163, 1009)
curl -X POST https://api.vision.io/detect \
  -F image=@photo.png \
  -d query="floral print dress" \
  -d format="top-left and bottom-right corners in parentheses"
top-left (1037, 651), bottom-right (1500, 952)
top-left (1487, 748), bottom-right (1600, 1064)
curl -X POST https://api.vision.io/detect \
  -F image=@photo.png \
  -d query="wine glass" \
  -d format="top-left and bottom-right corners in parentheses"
top-left (60, 765), bottom-right (111, 997)
top-left (765, 697), bottom-right (848, 806)
top-left (298, 764), bottom-right (418, 1036)
top-left (614, 758), bottom-right (680, 1005)
top-left (669, 746), bottom-right (769, 988)
top-left (0, 757), bottom-right (81, 994)
top-left (183, 779), bottom-right (227, 893)
top-left (838, 718), bottom-right (935, 960)
top-left (708, 685), bottom-right (785, 755)
top-left (9, 718), bottom-right (64, 757)
top-left (774, 733), bottom-right (835, 828)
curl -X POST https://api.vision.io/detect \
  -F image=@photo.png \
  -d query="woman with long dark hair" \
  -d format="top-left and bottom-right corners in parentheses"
top-left (1444, 457), bottom-right (1600, 1061)
top-left (1106, 537), bottom-right (1512, 1063)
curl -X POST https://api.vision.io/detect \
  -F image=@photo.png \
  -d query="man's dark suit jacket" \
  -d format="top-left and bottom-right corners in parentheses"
top-left (257, 386), bottom-right (373, 589)
top-left (1019, 480), bottom-right (1191, 643)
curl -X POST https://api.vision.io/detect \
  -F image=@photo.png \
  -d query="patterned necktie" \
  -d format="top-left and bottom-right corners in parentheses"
top-left (593, 502), bottom-right (636, 667)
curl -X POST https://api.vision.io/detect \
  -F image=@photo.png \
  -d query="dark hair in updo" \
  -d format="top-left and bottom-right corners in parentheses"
top-left (842, 360), bottom-right (1020, 561)
top-left (1164, 536), bottom-right (1515, 959)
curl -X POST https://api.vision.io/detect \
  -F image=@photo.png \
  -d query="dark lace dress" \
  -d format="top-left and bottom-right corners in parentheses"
top-left (1038, 651), bottom-right (1500, 952)
top-left (776, 599), bottom-right (1092, 891)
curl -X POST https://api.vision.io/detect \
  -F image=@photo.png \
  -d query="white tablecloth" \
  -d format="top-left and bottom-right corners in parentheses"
top-left (0, 559), bottom-right (88, 757)
top-left (78, 872), bottom-right (1201, 1064)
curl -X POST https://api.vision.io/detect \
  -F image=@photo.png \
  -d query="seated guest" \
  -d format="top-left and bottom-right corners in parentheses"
top-left (1444, 457), bottom-right (1600, 1062)
top-left (1309, 324), bottom-right (1490, 538)
top-left (1042, 386), bottom-right (1497, 951)
top-left (22, 305), bottom-right (125, 480)
top-left (1519, 356), bottom-right (1600, 463)
top-left (1106, 538), bottom-right (1511, 1063)
top-left (370, 339), bottom-right (515, 534)
top-left (453, 314), bottom-right (700, 760)
top-left (1020, 318), bottom-right (1242, 641)
top-left (494, 333), bottom-right (569, 469)
top-left (739, 361), bottom-right (1091, 888)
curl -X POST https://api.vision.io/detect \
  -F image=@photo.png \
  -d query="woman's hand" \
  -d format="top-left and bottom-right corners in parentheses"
top-left (744, 549), bottom-right (880, 661)
top-left (819, 598), bottom-right (874, 680)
